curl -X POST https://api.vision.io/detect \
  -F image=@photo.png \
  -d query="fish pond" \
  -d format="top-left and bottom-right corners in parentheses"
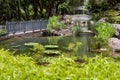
top-left (0, 33), bottom-right (108, 57)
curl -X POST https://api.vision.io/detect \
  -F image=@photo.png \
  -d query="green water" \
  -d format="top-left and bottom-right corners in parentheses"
top-left (0, 34), bottom-right (99, 57)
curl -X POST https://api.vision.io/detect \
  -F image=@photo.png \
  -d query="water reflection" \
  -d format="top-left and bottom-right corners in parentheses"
top-left (0, 34), bottom-right (97, 57)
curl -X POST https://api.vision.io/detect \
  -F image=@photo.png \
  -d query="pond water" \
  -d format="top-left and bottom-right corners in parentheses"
top-left (0, 33), bottom-right (102, 57)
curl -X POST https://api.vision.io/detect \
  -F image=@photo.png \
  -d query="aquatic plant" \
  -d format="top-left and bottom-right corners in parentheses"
top-left (24, 42), bottom-right (39, 47)
top-left (71, 23), bottom-right (82, 36)
top-left (24, 42), bottom-right (45, 54)
top-left (48, 37), bottom-right (60, 45)
top-left (32, 44), bottom-right (45, 54)
top-left (68, 42), bottom-right (82, 54)
top-left (44, 45), bottom-right (59, 49)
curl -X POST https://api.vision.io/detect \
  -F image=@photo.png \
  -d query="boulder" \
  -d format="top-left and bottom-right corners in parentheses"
top-left (98, 17), bottom-right (109, 22)
top-left (52, 29), bottom-right (72, 36)
top-left (109, 38), bottom-right (120, 51)
top-left (112, 24), bottom-right (120, 37)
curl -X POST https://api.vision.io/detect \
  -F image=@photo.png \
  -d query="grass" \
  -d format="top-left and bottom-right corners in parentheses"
top-left (0, 49), bottom-right (120, 80)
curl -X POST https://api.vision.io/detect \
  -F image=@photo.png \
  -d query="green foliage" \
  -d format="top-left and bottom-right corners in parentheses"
top-left (1, 49), bottom-right (120, 79)
top-left (92, 10), bottom-right (120, 23)
top-left (24, 42), bottom-right (39, 46)
top-left (92, 11), bottom-right (108, 21)
top-left (24, 42), bottom-right (45, 54)
top-left (44, 45), bottom-right (59, 49)
top-left (47, 16), bottom-right (66, 31)
top-left (44, 50), bottom-right (61, 55)
top-left (47, 16), bottom-right (60, 30)
top-left (68, 42), bottom-right (82, 54)
top-left (106, 10), bottom-right (119, 17)
top-left (48, 37), bottom-right (60, 45)
top-left (87, 0), bottom-right (109, 13)
top-left (71, 23), bottom-right (82, 36)
top-left (94, 22), bottom-right (115, 48)
top-left (109, 16), bottom-right (120, 24)
top-left (0, 29), bottom-right (7, 36)
top-left (32, 44), bottom-right (45, 54)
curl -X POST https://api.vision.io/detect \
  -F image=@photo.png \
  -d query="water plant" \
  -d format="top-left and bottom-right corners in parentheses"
top-left (71, 23), bottom-right (82, 36)
top-left (44, 45), bottom-right (59, 49)
top-left (48, 37), bottom-right (60, 45)
top-left (68, 42), bottom-right (82, 55)
top-left (24, 42), bottom-right (45, 53)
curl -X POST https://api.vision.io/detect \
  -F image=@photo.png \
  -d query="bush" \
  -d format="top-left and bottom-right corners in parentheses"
top-left (109, 16), bottom-right (120, 24)
top-left (1, 49), bottom-right (120, 79)
top-left (94, 22), bottom-right (115, 48)
top-left (0, 29), bottom-right (8, 37)
top-left (47, 16), bottom-right (66, 31)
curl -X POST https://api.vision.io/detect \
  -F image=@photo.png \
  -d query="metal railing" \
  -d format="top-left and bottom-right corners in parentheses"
top-left (0, 25), bottom-right (6, 30)
top-left (6, 20), bottom-right (48, 34)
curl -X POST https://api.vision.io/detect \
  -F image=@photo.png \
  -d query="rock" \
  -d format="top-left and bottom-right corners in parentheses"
top-left (109, 38), bottom-right (120, 51)
top-left (112, 24), bottom-right (120, 37)
top-left (90, 21), bottom-right (95, 25)
top-left (98, 17), bottom-right (108, 22)
top-left (110, 53), bottom-right (120, 58)
top-left (52, 29), bottom-right (72, 36)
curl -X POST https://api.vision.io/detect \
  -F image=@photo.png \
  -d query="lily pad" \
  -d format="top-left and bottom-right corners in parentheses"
top-left (44, 45), bottom-right (59, 49)
top-left (24, 42), bottom-right (39, 47)
top-left (44, 50), bottom-right (61, 56)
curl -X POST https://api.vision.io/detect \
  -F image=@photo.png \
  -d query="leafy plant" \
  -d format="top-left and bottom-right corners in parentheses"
top-left (1, 49), bottom-right (120, 79)
top-left (47, 16), bottom-right (60, 30)
top-left (94, 22), bottom-right (115, 48)
top-left (44, 45), bottom-right (59, 49)
top-left (24, 42), bottom-right (45, 53)
top-left (0, 29), bottom-right (8, 36)
top-left (47, 16), bottom-right (66, 31)
top-left (24, 42), bottom-right (39, 47)
top-left (92, 11), bottom-right (108, 21)
top-left (106, 10), bottom-right (119, 17)
top-left (109, 16), bottom-right (120, 24)
top-left (48, 37), bottom-right (60, 45)
top-left (71, 23), bottom-right (82, 36)
top-left (68, 42), bottom-right (82, 54)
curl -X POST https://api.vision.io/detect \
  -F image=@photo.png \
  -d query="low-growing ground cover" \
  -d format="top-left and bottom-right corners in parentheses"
top-left (0, 49), bottom-right (120, 80)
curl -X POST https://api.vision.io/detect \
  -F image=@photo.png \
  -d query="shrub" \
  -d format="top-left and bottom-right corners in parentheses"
top-left (94, 22), bottom-right (115, 48)
top-left (109, 16), bottom-right (120, 24)
top-left (0, 29), bottom-right (8, 37)
top-left (1, 49), bottom-right (120, 79)
top-left (47, 16), bottom-right (66, 31)
top-left (47, 16), bottom-right (60, 30)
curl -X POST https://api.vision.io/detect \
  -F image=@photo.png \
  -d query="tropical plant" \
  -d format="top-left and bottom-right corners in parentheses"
top-left (1, 49), bottom-right (120, 79)
top-left (47, 16), bottom-right (60, 30)
top-left (94, 22), bottom-right (115, 48)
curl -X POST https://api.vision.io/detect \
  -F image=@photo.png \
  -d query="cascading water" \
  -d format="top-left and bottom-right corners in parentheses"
top-left (71, 0), bottom-right (92, 32)
top-left (70, 0), bottom-right (94, 54)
